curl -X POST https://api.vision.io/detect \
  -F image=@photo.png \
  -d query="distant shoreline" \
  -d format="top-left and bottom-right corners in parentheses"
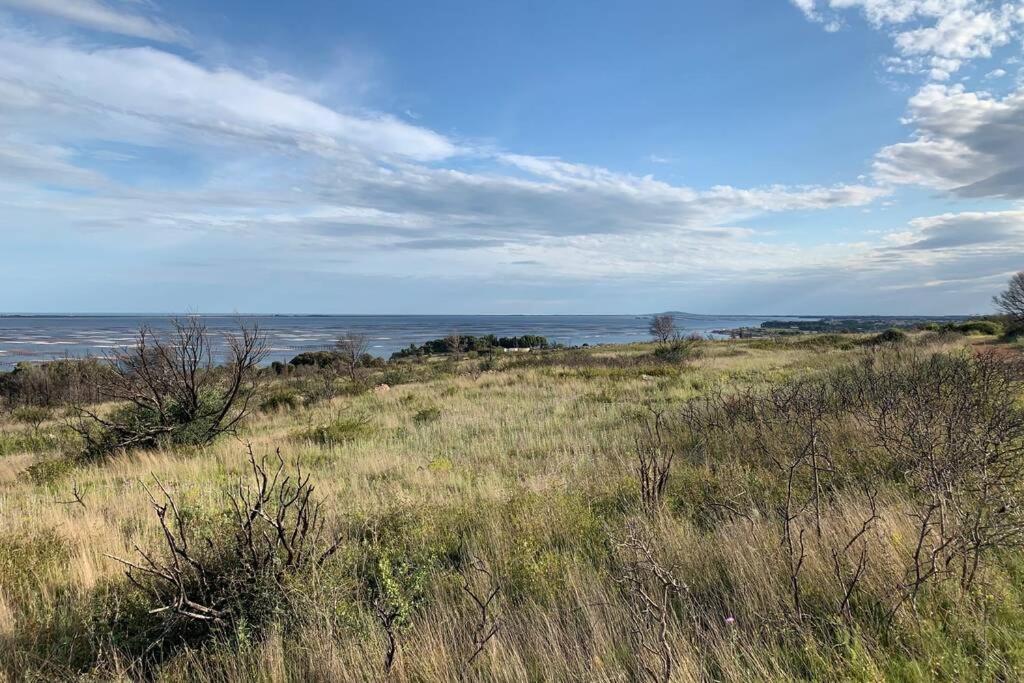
top-left (0, 312), bottom-right (979, 319)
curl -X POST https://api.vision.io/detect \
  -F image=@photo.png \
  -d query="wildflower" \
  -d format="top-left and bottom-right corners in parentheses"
top-left (724, 616), bottom-right (736, 626)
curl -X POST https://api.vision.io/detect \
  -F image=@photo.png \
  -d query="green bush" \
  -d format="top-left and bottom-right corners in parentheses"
top-left (78, 390), bottom-right (228, 461)
top-left (0, 426), bottom-right (78, 458)
top-left (652, 337), bottom-right (702, 363)
top-left (288, 351), bottom-right (342, 369)
top-left (299, 415), bottom-right (372, 445)
top-left (390, 334), bottom-right (553, 359)
top-left (259, 387), bottom-right (301, 412)
top-left (790, 334), bottom-right (859, 350)
top-left (868, 328), bottom-right (907, 345)
top-left (953, 320), bottom-right (1003, 336)
top-left (21, 456), bottom-right (77, 486)
top-left (0, 358), bottom-right (110, 408)
top-left (11, 405), bottom-right (53, 426)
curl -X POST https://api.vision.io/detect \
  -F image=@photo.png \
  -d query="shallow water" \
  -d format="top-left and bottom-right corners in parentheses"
top-left (0, 314), bottom-right (802, 366)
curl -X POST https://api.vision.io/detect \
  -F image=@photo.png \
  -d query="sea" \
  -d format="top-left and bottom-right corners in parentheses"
top-left (0, 314), bottom-right (802, 367)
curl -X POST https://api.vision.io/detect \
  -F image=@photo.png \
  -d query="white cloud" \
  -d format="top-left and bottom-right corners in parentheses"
top-left (794, 1), bottom-right (1024, 80)
top-left (0, 0), bottom-right (186, 43)
top-left (898, 209), bottom-right (1024, 249)
top-left (893, 6), bottom-right (1016, 60)
top-left (874, 83), bottom-right (1024, 196)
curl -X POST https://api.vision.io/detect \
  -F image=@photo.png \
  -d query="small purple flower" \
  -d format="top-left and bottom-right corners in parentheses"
top-left (724, 616), bottom-right (736, 626)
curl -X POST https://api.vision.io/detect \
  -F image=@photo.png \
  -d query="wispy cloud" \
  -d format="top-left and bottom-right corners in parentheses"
top-left (0, 0), bottom-right (187, 43)
top-left (0, 23), bottom-right (886, 249)
top-left (0, 27), bottom-right (456, 162)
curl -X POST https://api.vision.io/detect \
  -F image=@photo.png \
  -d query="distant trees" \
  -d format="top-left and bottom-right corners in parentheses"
top-left (648, 314), bottom-right (676, 344)
top-left (0, 358), bottom-right (109, 408)
top-left (390, 334), bottom-right (551, 359)
top-left (994, 271), bottom-right (1024, 323)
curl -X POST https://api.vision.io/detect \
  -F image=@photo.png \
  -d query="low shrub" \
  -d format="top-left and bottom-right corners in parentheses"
top-left (1005, 323), bottom-right (1024, 343)
top-left (289, 351), bottom-right (343, 369)
top-left (790, 333), bottom-right (860, 350)
top-left (11, 405), bottom-right (53, 426)
top-left (289, 351), bottom-right (385, 370)
top-left (0, 426), bottom-right (78, 458)
top-left (99, 450), bottom-right (345, 670)
top-left (69, 318), bottom-right (267, 461)
top-left (259, 387), bottom-right (302, 412)
top-left (413, 406), bottom-right (442, 424)
top-left (652, 336), bottom-right (703, 363)
top-left (867, 328), bottom-right (907, 345)
top-left (390, 334), bottom-right (552, 359)
top-left (299, 415), bottom-right (372, 445)
top-left (21, 457), bottom-right (78, 486)
top-left (78, 390), bottom-right (229, 460)
top-left (952, 320), bottom-right (1003, 336)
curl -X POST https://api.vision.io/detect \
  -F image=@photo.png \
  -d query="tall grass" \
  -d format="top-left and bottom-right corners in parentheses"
top-left (1, 333), bottom-right (1021, 681)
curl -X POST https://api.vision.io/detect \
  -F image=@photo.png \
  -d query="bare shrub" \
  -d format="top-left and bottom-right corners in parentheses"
top-left (335, 332), bottom-right (370, 384)
top-left (830, 487), bottom-right (879, 622)
top-left (72, 318), bottom-right (267, 458)
top-left (670, 378), bottom-right (849, 620)
top-left (634, 406), bottom-right (676, 512)
top-left (54, 481), bottom-right (87, 509)
top-left (709, 380), bottom-right (845, 624)
top-left (459, 554), bottom-right (501, 679)
top-left (106, 446), bottom-right (342, 661)
top-left (446, 330), bottom-right (463, 358)
top-left (631, 398), bottom-right (717, 512)
top-left (612, 519), bottom-right (683, 683)
top-left (851, 349), bottom-right (1024, 605)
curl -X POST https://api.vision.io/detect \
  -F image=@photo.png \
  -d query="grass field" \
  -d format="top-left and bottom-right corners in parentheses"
top-left (2, 332), bottom-right (1023, 681)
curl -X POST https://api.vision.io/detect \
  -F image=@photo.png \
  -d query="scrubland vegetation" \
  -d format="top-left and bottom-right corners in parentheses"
top-left (1, 317), bottom-right (1023, 681)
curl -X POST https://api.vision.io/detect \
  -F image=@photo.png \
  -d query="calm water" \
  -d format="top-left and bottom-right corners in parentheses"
top-left (0, 314), bottom-right (798, 366)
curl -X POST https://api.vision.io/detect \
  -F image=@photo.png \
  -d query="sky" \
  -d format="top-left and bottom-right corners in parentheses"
top-left (0, 0), bottom-right (1023, 315)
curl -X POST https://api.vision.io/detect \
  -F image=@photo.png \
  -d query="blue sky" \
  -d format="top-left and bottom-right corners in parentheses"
top-left (1, 0), bottom-right (1022, 314)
